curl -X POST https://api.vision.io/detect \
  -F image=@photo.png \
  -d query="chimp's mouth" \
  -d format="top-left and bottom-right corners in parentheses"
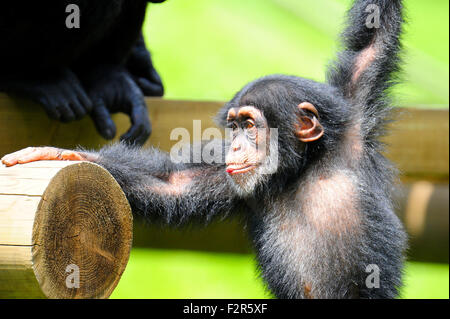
top-left (226, 164), bottom-right (257, 175)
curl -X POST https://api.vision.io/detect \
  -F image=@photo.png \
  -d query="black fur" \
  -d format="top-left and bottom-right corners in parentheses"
top-left (90, 0), bottom-right (407, 298)
top-left (0, 1), bottom-right (165, 145)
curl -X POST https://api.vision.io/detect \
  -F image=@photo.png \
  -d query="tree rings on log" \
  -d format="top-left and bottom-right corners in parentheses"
top-left (0, 161), bottom-right (133, 298)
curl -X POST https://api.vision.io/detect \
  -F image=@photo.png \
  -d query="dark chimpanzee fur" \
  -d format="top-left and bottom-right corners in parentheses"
top-left (2, 0), bottom-right (407, 298)
top-left (0, 1), bottom-right (165, 145)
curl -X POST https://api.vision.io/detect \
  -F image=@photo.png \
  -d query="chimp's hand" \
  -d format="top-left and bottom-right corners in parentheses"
top-left (85, 65), bottom-right (152, 146)
top-left (1, 147), bottom-right (95, 167)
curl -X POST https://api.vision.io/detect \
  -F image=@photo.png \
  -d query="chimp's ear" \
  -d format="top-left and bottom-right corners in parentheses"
top-left (295, 102), bottom-right (324, 142)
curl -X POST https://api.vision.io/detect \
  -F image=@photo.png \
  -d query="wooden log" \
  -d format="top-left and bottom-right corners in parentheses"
top-left (0, 161), bottom-right (133, 298)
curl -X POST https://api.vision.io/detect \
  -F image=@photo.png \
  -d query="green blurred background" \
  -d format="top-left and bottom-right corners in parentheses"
top-left (112, 0), bottom-right (449, 299)
top-left (144, 0), bottom-right (448, 106)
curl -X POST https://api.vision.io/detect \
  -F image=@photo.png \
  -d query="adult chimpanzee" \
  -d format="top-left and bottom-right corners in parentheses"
top-left (2, 0), bottom-right (407, 298)
top-left (0, 1), bottom-right (165, 145)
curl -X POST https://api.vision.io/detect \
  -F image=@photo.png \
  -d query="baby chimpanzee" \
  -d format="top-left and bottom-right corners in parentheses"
top-left (2, 0), bottom-right (407, 298)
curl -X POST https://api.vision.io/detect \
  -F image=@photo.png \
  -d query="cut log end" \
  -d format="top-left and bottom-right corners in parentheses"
top-left (0, 161), bottom-right (133, 299)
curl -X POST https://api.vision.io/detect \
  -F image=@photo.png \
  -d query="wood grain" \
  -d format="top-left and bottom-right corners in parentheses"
top-left (0, 161), bottom-right (133, 298)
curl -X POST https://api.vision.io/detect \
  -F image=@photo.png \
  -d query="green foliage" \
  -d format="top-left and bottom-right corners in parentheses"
top-left (143, 0), bottom-right (449, 107)
top-left (401, 262), bottom-right (450, 299)
top-left (111, 248), bottom-right (270, 299)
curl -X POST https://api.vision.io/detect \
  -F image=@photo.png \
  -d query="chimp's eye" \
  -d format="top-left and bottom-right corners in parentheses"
top-left (244, 120), bottom-right (255, 130)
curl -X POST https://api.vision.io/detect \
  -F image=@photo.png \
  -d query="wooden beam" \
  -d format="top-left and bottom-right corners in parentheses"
top-left (0, 161), bottom-right (132, 298)
top-left (0, 94), bottom-right (448, 181)
top-left (384, 108), bottom-right (449, 181)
